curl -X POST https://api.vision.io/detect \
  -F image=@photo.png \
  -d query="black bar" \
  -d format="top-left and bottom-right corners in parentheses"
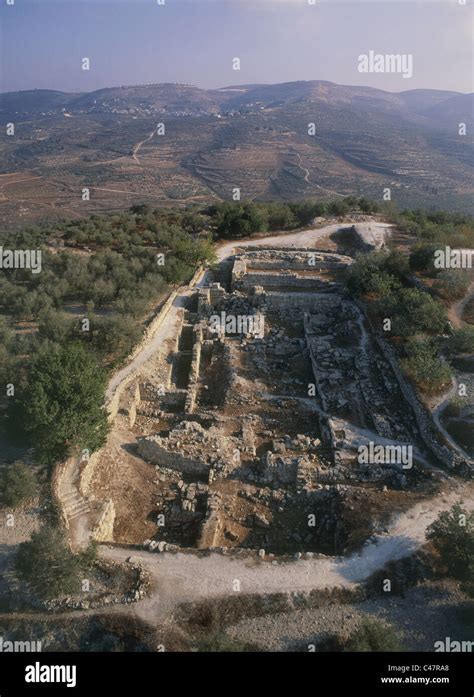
top-left (0, 651), bottom-right (471, 696)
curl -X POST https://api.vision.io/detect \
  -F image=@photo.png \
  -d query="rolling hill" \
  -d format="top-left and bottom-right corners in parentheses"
top-left (0, 80), bottom-right (472, 227)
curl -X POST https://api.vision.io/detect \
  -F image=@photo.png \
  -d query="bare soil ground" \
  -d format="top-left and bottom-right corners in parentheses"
top-left (90, 417), bottom-right (157, 544)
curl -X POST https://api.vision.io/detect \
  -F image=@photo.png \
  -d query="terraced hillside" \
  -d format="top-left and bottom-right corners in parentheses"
top-left (0, 80), bottom-right (472, 227)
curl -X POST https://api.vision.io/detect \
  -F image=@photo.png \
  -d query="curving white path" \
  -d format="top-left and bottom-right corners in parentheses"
top-left (100, 483), bottom-right (473, 619)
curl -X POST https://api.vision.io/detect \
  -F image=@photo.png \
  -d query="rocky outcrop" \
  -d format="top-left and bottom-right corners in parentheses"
top-left (91, 498), bottom-right (116, 542)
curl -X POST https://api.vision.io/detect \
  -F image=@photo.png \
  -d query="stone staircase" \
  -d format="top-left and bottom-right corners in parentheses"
top-left (61, 489), bottom-right (91, 522)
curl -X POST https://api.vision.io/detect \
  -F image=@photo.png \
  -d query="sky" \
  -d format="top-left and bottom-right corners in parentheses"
top-left (0, 0), bottom-right (472, 95)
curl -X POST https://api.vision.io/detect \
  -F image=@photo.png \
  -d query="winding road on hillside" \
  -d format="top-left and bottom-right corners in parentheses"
top-left (294, 152), bottom-right (346, 198)
top-left (132, 126), bottom-right (158, 164)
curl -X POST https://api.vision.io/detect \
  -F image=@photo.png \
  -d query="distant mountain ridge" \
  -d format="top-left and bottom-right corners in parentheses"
top-left (1, 80), bottom-right (472, 127)
top-left (0, 80), bottom-right (472, 225)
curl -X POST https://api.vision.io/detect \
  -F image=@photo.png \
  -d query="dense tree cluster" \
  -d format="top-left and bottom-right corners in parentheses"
top-left (0, 215), bottom-right (214, 324)
top-left (347, 251), bottom-right (453, 393)
top-left (346, 208), bottom-right (474, 397)
top-left (0, 209), bottom-right (215, 377)
top-left (391, 209), bottom-right (473, 248)
top-left (208, 196), bottom-right (381, 239)
top-left (347, 251), bottom-right (448, 336)
top-left (0, 208), bottom-right (216, 465)
top-left (395, 211), bottom-right (474, 300)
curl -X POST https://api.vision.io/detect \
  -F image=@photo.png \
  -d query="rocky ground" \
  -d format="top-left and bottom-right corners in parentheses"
top-left (225, 579), bottom-right (472, 652)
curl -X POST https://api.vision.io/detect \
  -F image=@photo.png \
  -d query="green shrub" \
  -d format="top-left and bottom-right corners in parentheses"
top-left (15, 525), bottom-right (86, 600)
top-left (345, 618), bottom-right (403, 652)
top-left (448, 327), bottom-right (474, 355)
top-left (434, 270), bottom-right (470, 301)
top-left (391, 289), bottom-right (447, 337)
top-left (347, 253), bottom-right (400, 298)
top-left (0, 462), bottom-right (37, 507)
top-left (401, 338), bottom-right (452, 394)
top-left (409, 244), bottom-right (438, 273)
top-left (426, 504), bottom-right (474, 581)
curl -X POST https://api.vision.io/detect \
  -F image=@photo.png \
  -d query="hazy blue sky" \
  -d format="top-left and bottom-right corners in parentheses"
top-left (1, 0), bottom-right (472, 94)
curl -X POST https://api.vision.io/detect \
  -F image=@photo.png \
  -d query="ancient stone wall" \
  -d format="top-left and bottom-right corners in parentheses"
top-left (264, 291), bottom-right (340, 315)
top-left (137, 436), bottom-right (210, 475)
top-left (231, 250), bottom-right (350, 292)
top-left (107, 290), bottom-right (178, 421)
top-left (247, 260), bottom-right (346, 271)
top-left (373, 334), bottom-right (462, 468)
top-left (197, 493), bottom-right (221, 548)
top-left (236, 272), bottom-right (335, 290)
top-left (54, 268), bottom-right (205, 547)
top-left (79, 450), bottom-right (102, 497)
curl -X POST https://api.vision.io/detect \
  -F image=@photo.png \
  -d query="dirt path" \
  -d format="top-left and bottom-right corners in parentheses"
top-left (295, 152), bottom-right (310, 183)
top-left (2, 482), bottom-right (471, 627)
top-left (88, 187), bottom-right (138, 195)
top-left (99, 481), bottom-right (473, 621)
top-left (448, 281), bottom-right (474, 329)
top-left (294, 151), bottom-right (345, 198)
top-left (106, 292), bottom-right (189, 401)
top-left (215, 220), bottom-right (391, 259)
top-left (132, 126), bottom-right (158, 164)
top-left (0, 174), bottom-right (43, 202)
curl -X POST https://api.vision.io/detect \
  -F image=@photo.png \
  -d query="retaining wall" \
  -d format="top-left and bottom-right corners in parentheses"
top-left (53, 266), bottom-right (204, 546)
top-left (107, 290), bottom-right (178, 421)
top-left (356, 301), bottom-right (471, 470)
top-left (136, 436), bottom-right (209, 475)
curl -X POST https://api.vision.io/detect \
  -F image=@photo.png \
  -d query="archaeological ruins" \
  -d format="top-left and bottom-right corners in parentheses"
top-left (67, 234), bottom-right (472, 556)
